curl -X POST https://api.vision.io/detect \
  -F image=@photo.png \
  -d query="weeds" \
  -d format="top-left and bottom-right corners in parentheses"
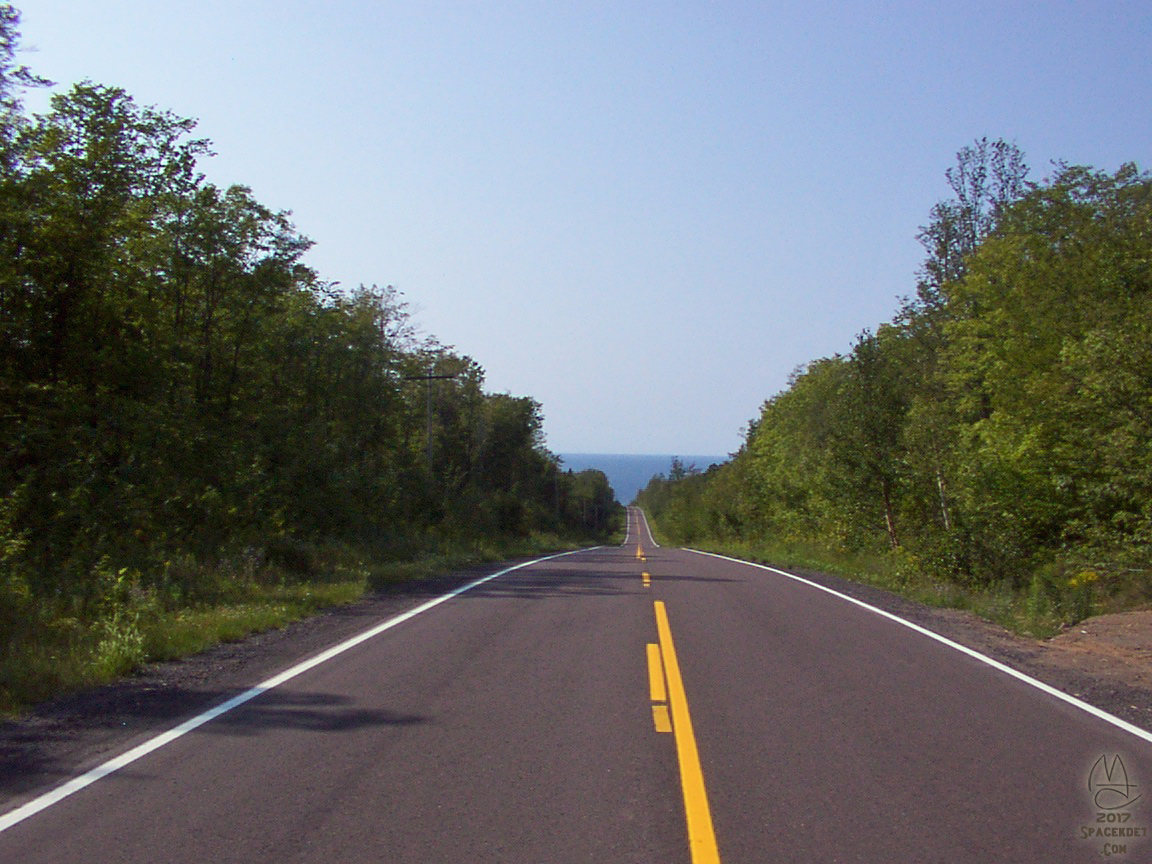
top-left (0, 530), bottom-right (599, 716)
top-left (663, 530), bottom-right (1109, 642)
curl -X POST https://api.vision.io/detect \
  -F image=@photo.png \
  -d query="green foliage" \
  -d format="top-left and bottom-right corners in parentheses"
top-left (557, 468), bottom-right (623, 538)
top-left (0, 4), bottom-right (619, 712)
top-left (638, 139), bottom-right (1152, 633)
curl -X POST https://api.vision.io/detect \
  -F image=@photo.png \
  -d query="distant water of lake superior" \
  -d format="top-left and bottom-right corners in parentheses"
top-left (557, 453), bottom-right (729, 506)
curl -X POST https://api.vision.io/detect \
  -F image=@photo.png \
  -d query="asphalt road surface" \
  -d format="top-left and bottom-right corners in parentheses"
top-left (2, 508), bottom-right (1151, 862)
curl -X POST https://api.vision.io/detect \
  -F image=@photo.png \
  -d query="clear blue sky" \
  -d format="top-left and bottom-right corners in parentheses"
top-left (14, 1), bottom-right (1151, 455)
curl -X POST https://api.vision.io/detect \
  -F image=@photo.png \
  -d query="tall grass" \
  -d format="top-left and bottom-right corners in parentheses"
top-left (649, 523), bottom-right (1123, 640)
top-left (0, 529), bottom-right (611, 716)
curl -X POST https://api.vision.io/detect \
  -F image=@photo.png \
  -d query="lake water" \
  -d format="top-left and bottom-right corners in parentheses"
top-left (557, 453), bottom-right (728, 506)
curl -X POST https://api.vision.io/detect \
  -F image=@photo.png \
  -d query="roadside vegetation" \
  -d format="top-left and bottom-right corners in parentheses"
top-left (0, 6), bottom-right (623, 714)
top-left (638, 140), bottom-right (1152, 639)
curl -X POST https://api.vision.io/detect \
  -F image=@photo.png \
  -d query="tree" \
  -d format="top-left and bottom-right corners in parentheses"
top-left (0, 3), bottom-right (49, 161)
top-left (915, 138), bottom-right (1030, 307)
top-left (939, 162), bottom-right (1152, 579)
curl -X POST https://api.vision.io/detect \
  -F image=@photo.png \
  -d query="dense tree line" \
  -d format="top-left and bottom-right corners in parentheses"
top-left (639, 139), bottom-right (1152, 619)
top-left (0, 6), bottom-right (619, 650)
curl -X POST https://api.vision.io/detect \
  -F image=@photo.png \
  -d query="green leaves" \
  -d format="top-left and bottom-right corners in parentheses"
top-left (0, 0), bottom-right (610, 689)
top-left (639, 145), bottom-right (1152, 614)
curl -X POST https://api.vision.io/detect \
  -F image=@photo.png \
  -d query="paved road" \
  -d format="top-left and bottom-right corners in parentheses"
top-left (2, 508), bottom-right (1151, 862)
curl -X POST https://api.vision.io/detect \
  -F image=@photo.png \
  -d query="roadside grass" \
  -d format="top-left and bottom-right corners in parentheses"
top-left (0, 530), bottom-right (611, 717)
top-left (642, 518), bottom-right (1132, 641)
top-left (0, 566), bottom-right (371, 716)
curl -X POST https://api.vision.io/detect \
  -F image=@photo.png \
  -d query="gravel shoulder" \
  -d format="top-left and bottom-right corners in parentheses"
top-left (3, 556), bottom-right (1151, 814)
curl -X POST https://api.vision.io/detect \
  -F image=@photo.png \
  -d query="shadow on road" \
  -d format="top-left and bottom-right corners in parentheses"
top-left (460, 557), bottom-right (737, 601)
top-left (202, 689), bottom-right (427, 736)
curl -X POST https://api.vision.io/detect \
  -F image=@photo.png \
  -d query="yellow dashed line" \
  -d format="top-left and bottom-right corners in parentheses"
top-left (646, 643), bottom-right (667, 703)
top-left (652, 703), bottom-right (672, 734)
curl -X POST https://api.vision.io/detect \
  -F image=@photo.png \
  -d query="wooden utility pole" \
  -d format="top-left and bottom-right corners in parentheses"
top-left (403, 365), bottom-right (458, 471)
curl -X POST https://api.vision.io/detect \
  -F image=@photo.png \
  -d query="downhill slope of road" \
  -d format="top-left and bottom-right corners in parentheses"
top-left (1, 508), bottom-right (1150, 862)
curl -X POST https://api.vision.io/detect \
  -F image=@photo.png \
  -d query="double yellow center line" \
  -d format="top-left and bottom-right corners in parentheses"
top-left (647, 601), bottom-right (721, 864)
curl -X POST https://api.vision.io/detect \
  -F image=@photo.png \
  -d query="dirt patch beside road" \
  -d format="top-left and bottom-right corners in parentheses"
top-left (1040, 610), bottom-right (1152, 698)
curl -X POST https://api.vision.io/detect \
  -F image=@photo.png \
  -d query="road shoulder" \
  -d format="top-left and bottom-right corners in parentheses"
top-left (765, 562), bottom-right (1152, 734)
top-left (0, 567), bottom-right (496, 810)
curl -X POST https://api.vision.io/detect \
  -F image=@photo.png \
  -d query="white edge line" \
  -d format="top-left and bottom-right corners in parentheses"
top-left (0, 545), bottom-right (600, 834)
top-left (686, 548), bottom-right (1152, 746)
top-left (635, 508), bottom-right (660, 548)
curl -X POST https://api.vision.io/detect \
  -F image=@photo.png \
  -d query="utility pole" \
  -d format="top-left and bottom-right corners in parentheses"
top-left (403, 364), bottom-right (458, 471)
